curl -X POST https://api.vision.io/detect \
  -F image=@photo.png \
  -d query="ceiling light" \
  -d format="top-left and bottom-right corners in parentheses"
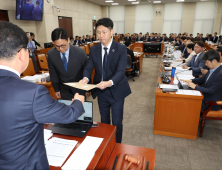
top-left (128, 0), bottom-right (136, 1)
top-left (176, 0), bottom-right (184, 2)
top-left (105, 0), bottom-right (113, 2)
top-left (111, 3), bottom-right (119, 5)
top-left (132, 2), bottom-right (139, 4)
top-left (200, 0), bottom-right (208, 1)
top-left (153, 1), bottom-right (161, 3)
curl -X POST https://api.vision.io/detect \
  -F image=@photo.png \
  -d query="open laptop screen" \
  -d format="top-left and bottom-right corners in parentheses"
top-left (58, 100), bottom-right (93, 123)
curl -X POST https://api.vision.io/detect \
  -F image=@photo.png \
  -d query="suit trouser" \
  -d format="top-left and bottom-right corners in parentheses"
top-left (98, 88), bottom-right (124, 143)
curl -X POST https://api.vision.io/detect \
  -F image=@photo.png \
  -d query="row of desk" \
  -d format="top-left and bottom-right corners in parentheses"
top-left (45, 123), bottom-right (156, 170)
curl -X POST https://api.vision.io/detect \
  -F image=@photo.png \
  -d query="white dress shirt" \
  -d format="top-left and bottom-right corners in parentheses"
top-left (0, 65), bottom-right (20, 77)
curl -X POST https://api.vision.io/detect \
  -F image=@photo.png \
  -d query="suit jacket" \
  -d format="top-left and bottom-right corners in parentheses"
top-left (127, 48), bottom-right (136, 62)
top-left (192, 65), bottom-right (222, 111)
top-left (32, 6), bottom-right (42, 21)
top-left (78, 40), bottom-right (83, 46)
top-left (92, 37), bottom-right (96, 41)
top-left (136, 37), bottom-right (143, 41)
top-left (83, 40), bottom-right (131, 101)
top-left (48, 45), bottom-right (88, 100)
top-left (124, 37), bottom-right (131, 42)
top-left (0, 69), bottom-right (84, 169)
top-left (148, 37), bottom-right (155, 42)
top-left (186, 51), bottom-right (206, 77)
top-left (179, 43), bottom-right (185, 52)
top-left (170, 38), bottom-right (176, 42)
top-left (182, 47), bottom-right (189, 59)
top-left (21, 3), bottom-right (34, 20)
top-left (174, 40), bottom-right (181, 46)
top-left (212, 36), bottom-right (218, 43)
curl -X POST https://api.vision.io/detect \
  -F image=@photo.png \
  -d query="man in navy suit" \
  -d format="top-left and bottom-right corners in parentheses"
top-left (182, 42), bottom-right (207, 77)
top-left (148, 33), bottom-right (155, 42)
top-left (80, 18), bottom-right (131, 143)
top-left (0, 21), bottom-right (85, 170)
top-left (212, 32), bottom-right (218, 43)
top-left (182, 50), bottom-right (222, 111)
top-left (124, 33), bottom-right (131, 42)
top-left (33, 1), bottom-right (42, 21)
top-left (20, 0), bottom-right (34, 20)
top-left (136, 34), bottom-right (143, 41)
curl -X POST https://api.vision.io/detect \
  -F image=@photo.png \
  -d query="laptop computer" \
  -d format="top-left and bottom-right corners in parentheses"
top-left (49, 100), bottom-right (93, 137)
top-left (176, 75), bottom-right (193, 90)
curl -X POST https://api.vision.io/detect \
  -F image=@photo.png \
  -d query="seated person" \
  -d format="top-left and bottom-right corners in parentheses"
top-left (85, 35), bottom-right (90, 42)
top-left (125, 41), bottom-right (138, 76)
top-left (70, 37), bottom-right (74, 45)
top-left (161, 34), bottom-right (167, 42)
top-left (170, 34), bottom-right (176, 42)
top-left (89, 35), bottom-right (92, 41)
top-left (174, 37), bottom-right (181, 47)
top-left (181, 50), bottom-right (222, 112)
top-left (182, 43), bottom-right (196, 63)
top-left (136, 34), bottom-right (143, 42)
top-left (190, 34), bottom-right (193, 39)
top-left (145, 34), bottom-right (149, 41)
top-left (148, 33), bottom-right (155, 42)
top-left (74, 36), bottom-right (79, 44)
top-left (124, 34), bottom-right (131, 42)
top-left (92, 34), bottom-right (96, 41)
top-left (208, 34), bottom-right (213, 42)
top-left (180, 39), bottom-right (189, 59)
top-left (182, 41), bottom-right (207, 77)
top-left (82, 35), bottom-right (86, 43)
top-left (78, 37), bottom-right (84, 46)
top-left (201, 48), bottom-right (222, 74)
top-left (212, 32), bottom-right (218, 43)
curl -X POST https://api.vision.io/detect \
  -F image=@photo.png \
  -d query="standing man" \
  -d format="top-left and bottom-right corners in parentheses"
top-left (20, 0), bottom-right (34, 20)
top-left (0, 21), bottom-right (85, 169)
top-left (80, 18), bottom-right (131, 143)
top-left (48, 28), bottom-right (89, 100)
top-left (32, 1), bottom-right (42, 21)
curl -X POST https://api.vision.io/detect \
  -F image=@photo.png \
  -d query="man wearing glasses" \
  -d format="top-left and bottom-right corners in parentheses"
top-left (48, 28), bottom-right (89, 100)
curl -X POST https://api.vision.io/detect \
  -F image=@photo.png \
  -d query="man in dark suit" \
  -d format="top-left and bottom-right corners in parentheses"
top-left (20, 0), bottom-right (34, 20)
top-left (174, 37), bottom-right (181, 46)
top-left (124, 33), bottom-right (131, 42)
top-left (136, 34), bottom-right (143, 41)
top-left (48, 28), bottom-right (89, 100)
top-left (92, 34), bottom-right (96, 41)
top-left (0, 21), bottom-right (85, 170)
top-left (33, 1), bottom-right (42, 21)
top-left (78, 37), bottom-right (84, 46)
top-left (80, 18), bottom-right (131, 143)
top-left (212, 32), bottom-right (218, 43)
top-left (182, 41), bottom-right (207, 77)
top-left (170, 34), bottom-right (176, 42)
top-left (182, 50), bottom-right (222, 111)
top-left (148, 33), bottom-right (155, 42)
top-left (125, 41), bottom-right (138, 74)
top-left (74, 36), bottom-right (78, 45)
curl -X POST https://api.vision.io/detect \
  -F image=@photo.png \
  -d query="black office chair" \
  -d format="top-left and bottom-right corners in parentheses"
top-left (126, 54), bottom-right (136, 81)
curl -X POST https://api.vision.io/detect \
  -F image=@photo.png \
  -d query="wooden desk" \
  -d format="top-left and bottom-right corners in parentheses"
top-left (45, 123), bottom-right (116, 170)
top-left (154, 73), bottom-right (203, 140)
top-left (105, 143), bottom-right (156, 170)
top-left (36, 81), bottom-right (57, 100)
top-left (135, 54), bottom-right (144, 77)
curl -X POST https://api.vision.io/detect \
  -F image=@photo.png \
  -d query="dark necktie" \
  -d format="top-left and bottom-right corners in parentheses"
top-left (62, 53), bottom-right (68, 71)
top-left (192, 55), bottom-right (197, 66)
top-left (103, 47), bottom-right (108, 80)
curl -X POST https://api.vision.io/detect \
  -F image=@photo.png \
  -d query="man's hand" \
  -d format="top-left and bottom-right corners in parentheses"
top-left (182, 65), bottom-right (188, 69)
top-left (180, 79), bottom-right (192, 84)
top-left (188, 82), bottom-right (196, 89)
top-left (73, 93), bottom-right (85, 104)
top-left (85, 92), bottom-right (91, 98)
top-left (97, 81), bottom-right (112, 90)
top-left (201, 69), bottom-right (208, 75)
top-left (55, 92), bottom-right (61, 98)
top-left (79, 78), bottom-right (88, 85)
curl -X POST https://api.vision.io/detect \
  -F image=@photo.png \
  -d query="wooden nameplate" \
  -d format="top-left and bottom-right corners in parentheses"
top-left (113, 154), bottom-right (148, 170)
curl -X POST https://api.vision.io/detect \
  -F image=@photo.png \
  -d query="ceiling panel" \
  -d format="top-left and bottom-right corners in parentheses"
top-left (85, 0), bottom-right (217, 6)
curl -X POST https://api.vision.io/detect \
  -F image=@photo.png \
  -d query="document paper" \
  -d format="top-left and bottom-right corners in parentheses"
top-left (44, 129), bottom-right (53, 145)
top-left (176, 89), bottom-right (201, 96)
top-left (45, 137), bottom-right (78, 167)
top-left (64, 82), bottom-right (97, 91)
top-left (62, 136), bottom-right (104, 170)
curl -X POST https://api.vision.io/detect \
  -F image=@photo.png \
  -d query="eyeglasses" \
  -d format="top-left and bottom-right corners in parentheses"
top-left (55, 44), bottom-right (67, 50)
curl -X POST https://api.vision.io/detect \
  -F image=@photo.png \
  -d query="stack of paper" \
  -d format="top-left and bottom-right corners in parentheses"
top-left (160, 84), bottom-right (178, 90)
top-left (44, 129), bottom-right (53, 145)
top-left (176, 89), bottom-right (201, 96)
top-left (174, 75), bottom-right (194, 85)
top-left (62, 136), bottom-right (104, 170)
top-left (21, 75), bottom-right (42, 83)
top-left (45, 137), bottom-right (78, 167)
top-left (173, 50), bottom-right (182, 59)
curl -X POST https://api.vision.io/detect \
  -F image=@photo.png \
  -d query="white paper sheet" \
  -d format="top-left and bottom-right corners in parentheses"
top-left (176, 89), bottom-right (201, 96)
top-left (62, 136), bottom-right (103, 170)
top-left (160, 84), bottom-right (179, 89)
top-left (44, 129), bottom-right (53, 145)
top-left (45, 137), bottom-right (78, 167)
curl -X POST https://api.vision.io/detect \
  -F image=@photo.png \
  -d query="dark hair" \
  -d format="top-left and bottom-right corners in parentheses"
top-left (190, 34), bottom-right (193, 36)
top-left (187, 43), bottom-right (195, 51)
top-left (0, 21), bottom-right (28, 60)
top-left (202, 50), bottom-right (220, 62)
top-left (96, 18), bottom-right (113, 30)
top-left (209, 34), bottom-right (212, 37)
top-left (36, 1), bottom-right (40, 5)
top-left (195, 41), bottom-right (205, 48)
top-left (51, 28), bottom-right (68, 42)
top-left (216, 47), bottom-right (222, 54)
top-left (125, 41), bottom-right (131, 47)
top-left (30, 32), bottom-right (34, 36)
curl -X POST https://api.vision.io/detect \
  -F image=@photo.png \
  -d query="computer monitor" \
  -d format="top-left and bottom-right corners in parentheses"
top-left (143, 43), bottom-right (161, 53)
top-left (44, 42), bottom-right (53, 49)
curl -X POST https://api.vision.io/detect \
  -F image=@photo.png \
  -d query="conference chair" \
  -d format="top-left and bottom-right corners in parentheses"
top-left (37, 53), bottom-right (48, 70)
top-left (133, 47), bottom-right (143, 53)
top-left (23, 58), bottom-right (36, 76)
top-left (126, 54), bottom-right (135, 82)
top-left (199, 101), bottom-right (222, 137)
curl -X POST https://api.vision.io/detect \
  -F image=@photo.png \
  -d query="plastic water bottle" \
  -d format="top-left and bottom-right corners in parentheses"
top-left (171, 67), bottom-right (176, 78)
